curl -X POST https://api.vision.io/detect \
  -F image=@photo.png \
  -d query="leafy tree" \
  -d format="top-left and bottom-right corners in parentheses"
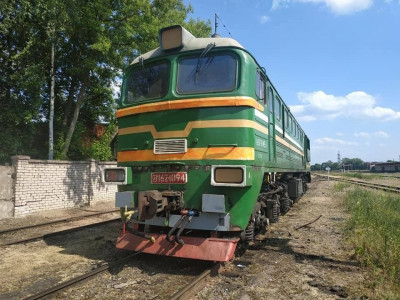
top-left (0, 1), bottom-right (50, 162)
top-left (311, 157), bottom-right (368, 171)
top-left (0, 0), bottom-right (211, 163)
top-left (342, 158), bottom-right (367, 170)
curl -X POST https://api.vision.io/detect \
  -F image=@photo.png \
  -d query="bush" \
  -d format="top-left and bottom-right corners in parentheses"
top-left (343, 187), bottom-right (400, 292)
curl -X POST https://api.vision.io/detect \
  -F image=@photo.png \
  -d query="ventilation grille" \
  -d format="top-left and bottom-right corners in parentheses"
top-left (154, 139), bottom-right (187, 154)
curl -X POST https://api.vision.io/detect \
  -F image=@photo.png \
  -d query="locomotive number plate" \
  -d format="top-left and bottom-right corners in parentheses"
top-left (151, 172), bottom-right (187, 184)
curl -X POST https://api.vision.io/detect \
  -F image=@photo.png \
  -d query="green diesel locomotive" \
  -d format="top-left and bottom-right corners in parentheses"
top-left (103, 25), bottom-right (311, 261)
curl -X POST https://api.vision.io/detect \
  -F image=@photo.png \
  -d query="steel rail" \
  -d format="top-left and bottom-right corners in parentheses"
top-left (170, 263), bottom-right (221, 300)
top-left (313, 174), bottom-right (400, 193)
top-left (0, 209), bottom-right (119, 235)
top-left (23, 252), bottom-right (141, 300)
top-left (0, 218), bottom-right (120, 247)
top-left (376, 174), bottom-right (400, 179)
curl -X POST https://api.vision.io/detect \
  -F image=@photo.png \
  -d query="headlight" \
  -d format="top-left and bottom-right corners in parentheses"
top-left (211, 165), bottom-right (246, 187)
top-left (103, 168), bottom-right (127, 184)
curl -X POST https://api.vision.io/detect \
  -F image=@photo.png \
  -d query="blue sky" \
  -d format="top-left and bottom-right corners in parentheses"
top-left (185, 0), bottom-right (400, 164)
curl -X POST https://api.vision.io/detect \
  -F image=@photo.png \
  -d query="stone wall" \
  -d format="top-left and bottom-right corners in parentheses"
top-left (1, 156), bottom-right (118, 218)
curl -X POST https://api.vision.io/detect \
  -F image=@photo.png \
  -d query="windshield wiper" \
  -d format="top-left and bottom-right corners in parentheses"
top-left (194, 43), bottom-right (216, 83)
top-left (138, 56), bottom-right (152, 93)
top-left (139, 57), bottom-right (148, 75)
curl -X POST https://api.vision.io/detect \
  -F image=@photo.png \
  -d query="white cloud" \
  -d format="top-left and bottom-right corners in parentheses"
top-left (297, 115), bottom-right (317, 122)
top-left (272, 0), bottom-right (373, 15)
top-left (374, 131), bottom-right (389, 138)
top-left (289, 90), bottom-right (400, 122)
top-left (314, 137), bottom-right (357, 146)
top-left (354, 132), bottom-right (370, 138)
top-left (289, 105), bottom-right (305, 114)
top-left (260, 15), bottom-right (271, 24)
top-left (354, 131), bottom-right (390, 138)
top-left (363, 106), bottom-right (400, 120)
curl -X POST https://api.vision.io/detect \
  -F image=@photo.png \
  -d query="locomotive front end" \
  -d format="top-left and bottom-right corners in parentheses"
top-left (103, 26), bottom-right (265, 261)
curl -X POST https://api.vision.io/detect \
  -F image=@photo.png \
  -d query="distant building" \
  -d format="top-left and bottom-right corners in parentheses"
top-left (370, 162), bottom-right (400, 172)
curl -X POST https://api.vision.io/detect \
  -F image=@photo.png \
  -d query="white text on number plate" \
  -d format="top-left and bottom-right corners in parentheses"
top-left (151, 172), bottom-right (187, 184)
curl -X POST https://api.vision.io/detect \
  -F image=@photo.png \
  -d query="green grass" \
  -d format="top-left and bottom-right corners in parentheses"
top-left (343, 172), bottom-right (365, 179)
top-left (340, 172), bottom-right (375, 180)
top-left (341, 186), bottom-right (400, 295)
top-left (336, 172), bottom-right (388, 181)
top-left (332, 182), bottom-right (351, 192)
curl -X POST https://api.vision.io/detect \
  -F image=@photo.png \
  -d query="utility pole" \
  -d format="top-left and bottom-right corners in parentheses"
top-left (49, 29), bottom-right (55, 160)
top-left (211, 13), bottom-right (220, 38)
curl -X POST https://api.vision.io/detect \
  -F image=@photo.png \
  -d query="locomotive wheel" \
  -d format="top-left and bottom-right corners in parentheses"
top-left (280, 197), bottom-right (291, 215)
top-left (267, 199), bottom-right (280, 223)
top-left (244, 222), bottom-right (255, 242)
top-left (303, 181), bottom-right (308, 192)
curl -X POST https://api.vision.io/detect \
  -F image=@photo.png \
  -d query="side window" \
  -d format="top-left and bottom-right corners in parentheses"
top-left (275, 96), bottom-right (281, 120)
top-left (290, 116), bottom-right (293, 133)
top-left (255, 71), bottom-right (266, 104)
top-left (269, 88), bottom-right (274, 113)
top-left (285, 109), bottom-right (289, 128)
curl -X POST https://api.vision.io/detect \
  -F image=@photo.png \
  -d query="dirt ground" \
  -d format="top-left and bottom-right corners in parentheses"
top-left (0, 200), bottom-right (116, 230)
top-left (0, 201), bottom-right (120, 299)
top-left (197, 178), bottom-right (372, 299)
top-left (0, 179), bottom-right (380, 299)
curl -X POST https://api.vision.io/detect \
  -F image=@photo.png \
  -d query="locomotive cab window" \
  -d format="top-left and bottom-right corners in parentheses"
top-left (177, 54), bottom-right (237, 94)
top-left (124, 62), bottom-right (169, 103)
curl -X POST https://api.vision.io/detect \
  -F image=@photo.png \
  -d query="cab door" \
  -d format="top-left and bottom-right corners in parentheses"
top-left (268, 87), bottom-right (276, 163)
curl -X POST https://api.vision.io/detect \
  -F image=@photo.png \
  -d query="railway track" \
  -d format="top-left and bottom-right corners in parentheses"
top-left (0, 209), bottom-right (119, 235)
top-left (23, 251), bottom-right (220, 300)
top-left (377, 174), bottom-right (400, 179)
top-left (2, 210), bottom-right (222, 299)
top-left (23, 252), bottom-right (142, 300)
top-left (313, 174), bottom-right (400, 193)
top-left (0, 210), bottom-right (120, 247)
top-left (170, 263), bottom-right (221, 300)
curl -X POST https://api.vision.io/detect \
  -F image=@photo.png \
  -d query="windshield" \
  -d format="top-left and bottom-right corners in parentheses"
top-left (177, 54), bottom-right (237, 94)
top-left (124, 62), bottom-right (169, 103)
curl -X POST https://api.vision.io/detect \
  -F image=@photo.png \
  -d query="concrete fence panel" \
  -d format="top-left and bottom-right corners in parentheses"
top-left (0, 156), bottom-right (118, 219)
top-left (0, 165), bottom-right (14, 219)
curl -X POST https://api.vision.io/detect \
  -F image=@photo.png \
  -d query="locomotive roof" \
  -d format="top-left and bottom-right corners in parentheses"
top-left (132, 37), bottom-right (244, 65)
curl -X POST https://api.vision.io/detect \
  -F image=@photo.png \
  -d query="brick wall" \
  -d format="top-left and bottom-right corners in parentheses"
top-left (11, 156), bottom-right (117, 217)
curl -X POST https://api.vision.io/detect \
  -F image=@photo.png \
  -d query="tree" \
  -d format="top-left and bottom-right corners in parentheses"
top-left (0, 0), bottom-right (211, 163)
top-left (311, 157), bottom-right (368, 171)
top-left (0, 1), bottom-right (50, 162)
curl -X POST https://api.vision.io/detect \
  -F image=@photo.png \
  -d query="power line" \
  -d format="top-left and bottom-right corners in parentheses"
top-left (215, 13), bottom-right (233, 38)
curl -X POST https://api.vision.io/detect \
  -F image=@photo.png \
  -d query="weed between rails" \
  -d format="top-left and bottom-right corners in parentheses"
top-left (340, 172), bottom-right (381, 180)
top-left (339, 184), bottom-right (400, 294)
